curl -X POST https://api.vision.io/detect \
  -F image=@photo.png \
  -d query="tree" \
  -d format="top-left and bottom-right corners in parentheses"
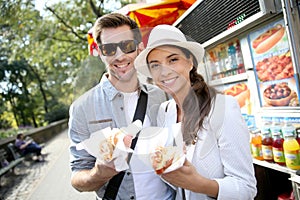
top-left (0, 0), bottom-right (134, 127)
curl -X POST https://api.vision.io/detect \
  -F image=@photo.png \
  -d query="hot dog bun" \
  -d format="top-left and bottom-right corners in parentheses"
top-left (151, 146), bottom-right (176, 175)
top-left (224, 83), bottom-right (250, 108)
top-left (99, 132), bottom-right (121, 162)
top-left (252, 24), bottom-right (285, 54)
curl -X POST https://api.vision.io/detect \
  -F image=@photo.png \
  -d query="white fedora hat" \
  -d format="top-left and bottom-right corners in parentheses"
top-left (135, 24), bottom-right (204, 77)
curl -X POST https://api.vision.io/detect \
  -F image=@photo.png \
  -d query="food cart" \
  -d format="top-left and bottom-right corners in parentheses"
top-left (173, 0), bottom-right (300, 199)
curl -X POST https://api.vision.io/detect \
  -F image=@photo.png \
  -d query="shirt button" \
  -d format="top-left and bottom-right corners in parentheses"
top-left (118, 94), bottom-right (122, 97)
top-left (127, 172), bottom-right (131, 176)
top-left (120, 107), bottom-right (124, 110)
top-left (130, 196), bottom-right (134, 199)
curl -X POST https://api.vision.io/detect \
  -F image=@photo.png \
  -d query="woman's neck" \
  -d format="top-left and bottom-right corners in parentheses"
top-left (174, 84), bottom-right (191, 123)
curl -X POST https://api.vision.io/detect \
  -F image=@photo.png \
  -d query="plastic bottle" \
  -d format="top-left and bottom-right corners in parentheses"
top-left (227, 42), bottom-right (237, 71)
top-left (218, 46), bottom-right (227, 73)
top-left (261, 131), bottom-right (273, 162)
top-left (281, 117), bottom-right (295, 137)
top-left (235, 40), bottom-right (244, 69)
top-left (261, 117), bottom-right (272, 135)
top-left (283, 133), bottom-right (300, 169)
top-left (250, 130), bottom-right (263, 160)
top-left (272, 131), bottom-right (286, 166)
top-left (270, 117), bottom-right (282, 136)
top-left (282, 118), bottom-right (300, 169)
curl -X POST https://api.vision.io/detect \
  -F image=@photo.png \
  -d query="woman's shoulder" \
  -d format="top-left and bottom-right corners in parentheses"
top-left (159, 99), bottom-right (175, 111)
top-left (214, 94), bottom-right (239, 110)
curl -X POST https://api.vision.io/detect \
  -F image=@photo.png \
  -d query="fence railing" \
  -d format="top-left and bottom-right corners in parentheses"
top-left (0, 119), bottom-right (68, 150)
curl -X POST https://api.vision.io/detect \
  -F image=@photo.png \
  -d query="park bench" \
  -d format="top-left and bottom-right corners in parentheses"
top-left (7, 142), bottom-right (45, 161)
top-left (0, 148), bottom-right (24, 182)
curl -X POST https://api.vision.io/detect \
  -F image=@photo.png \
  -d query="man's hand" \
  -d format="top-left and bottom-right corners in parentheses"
top-left (92, 159), bottom-right (119, 182)
top-left (71, 159), bottom-right (119, 192)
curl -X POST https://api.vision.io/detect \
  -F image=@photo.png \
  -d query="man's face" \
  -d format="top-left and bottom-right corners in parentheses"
top-left (99, 25), bottom-right (142, 84)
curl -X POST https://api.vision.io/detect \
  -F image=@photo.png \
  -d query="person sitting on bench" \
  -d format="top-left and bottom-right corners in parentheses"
top-left (15, 133), bottom-right (44, 162)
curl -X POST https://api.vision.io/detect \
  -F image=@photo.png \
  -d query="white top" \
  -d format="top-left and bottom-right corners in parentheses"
top-left (157, 94), bottom-right (257, 200)
top-left (123, 91), bottom-right (172, 199)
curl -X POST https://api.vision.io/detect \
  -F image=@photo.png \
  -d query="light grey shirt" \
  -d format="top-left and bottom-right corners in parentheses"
top-left (68, 74), bottom-right (174, 199)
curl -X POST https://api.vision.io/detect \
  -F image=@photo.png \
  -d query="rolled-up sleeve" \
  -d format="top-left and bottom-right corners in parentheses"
top-left (68, 102), bottom-right (96, 172)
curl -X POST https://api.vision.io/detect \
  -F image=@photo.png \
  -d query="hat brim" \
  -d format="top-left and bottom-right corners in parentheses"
top-left (135, 41), bottom-right (204, 78)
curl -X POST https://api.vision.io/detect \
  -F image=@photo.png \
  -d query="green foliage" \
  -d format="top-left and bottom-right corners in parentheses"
top-left (0, 0), bottom-right (128, 129)
top-left (72, 55), bottom-right (106, 99)
top-left (0, 129), bottom-right (18, 139)
top-left (44, 102), bottom-right (69, 123)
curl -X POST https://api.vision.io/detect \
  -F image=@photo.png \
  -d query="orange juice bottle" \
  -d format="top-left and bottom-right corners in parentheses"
top-left (250, 130), bottom-right (263, 160)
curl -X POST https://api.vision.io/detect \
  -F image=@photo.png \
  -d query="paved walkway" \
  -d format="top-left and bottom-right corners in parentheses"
top-left (0, 130), bottom-right (95, 200)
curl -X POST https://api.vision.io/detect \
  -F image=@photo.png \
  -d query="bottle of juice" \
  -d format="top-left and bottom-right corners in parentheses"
top-left (262, 131), bottom-right (273, 162)
top-left (281, 117), bottom-right (295, 136)
top-left (227, 42), bottom-right (237, 70)
top-left (282, 118), bottom-right (300, 169)
top-left (283, 132), bottom-right (300, 169)
top-left (272, 131), bottom-right (285, 166)
top-left (270, 117), bottom-right (282, 136)
top-left (250, 130), bottom-right (263, 160)
top-left (235, 40), bottom-right (244, 70)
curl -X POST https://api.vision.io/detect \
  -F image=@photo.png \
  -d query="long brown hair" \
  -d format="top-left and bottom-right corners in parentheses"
top-left (180, 48), bottom-right (217, 145)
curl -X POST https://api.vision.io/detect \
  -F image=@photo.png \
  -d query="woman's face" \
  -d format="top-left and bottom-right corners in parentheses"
top-left (147, 45), bottom-right (193, 96)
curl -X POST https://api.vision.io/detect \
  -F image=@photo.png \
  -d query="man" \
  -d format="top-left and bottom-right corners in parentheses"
top-left (68, 13), bottom-right (173, 200)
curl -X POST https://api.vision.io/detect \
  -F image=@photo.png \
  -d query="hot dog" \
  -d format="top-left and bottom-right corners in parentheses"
top-left (224, 83), bottom-right (250, 108)
top-left (99, 131), bottom-right (132, 162)
top-left (151, 146), bottom-right (176, 175)
top-left (252, 24), bottom-right (285, 54)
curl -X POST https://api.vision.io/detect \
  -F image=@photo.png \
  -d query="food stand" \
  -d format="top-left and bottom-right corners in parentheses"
top-left (173, 0), bottom-right (300, 199)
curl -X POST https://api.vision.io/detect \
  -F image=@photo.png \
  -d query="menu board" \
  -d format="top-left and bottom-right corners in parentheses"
top-left (217, 81), bottom-right (252, 115)
top-left (248, 19), bottom-right (300, 107)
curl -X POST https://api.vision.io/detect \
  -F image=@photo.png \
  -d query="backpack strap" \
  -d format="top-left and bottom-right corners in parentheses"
top-left (103, 89), bottom-right (148, 200)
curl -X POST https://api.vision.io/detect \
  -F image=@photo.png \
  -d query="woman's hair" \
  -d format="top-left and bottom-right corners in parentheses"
top-left (93, 13), bottom-right (142, 45)
top-left (179, 47), bottom-right (217, 145)
top-left (16, 133), bottom-right (24, 139)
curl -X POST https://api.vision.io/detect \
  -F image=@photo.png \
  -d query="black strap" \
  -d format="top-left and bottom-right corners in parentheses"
top-left (103, 89), bottom-right (148, 200)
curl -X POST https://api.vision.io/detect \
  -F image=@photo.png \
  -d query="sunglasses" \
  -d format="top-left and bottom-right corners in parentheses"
top-left (99, 40), bottom-right (138, 56)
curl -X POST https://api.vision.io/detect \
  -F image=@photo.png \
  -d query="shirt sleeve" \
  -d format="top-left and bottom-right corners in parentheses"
top-left (68, 103), bottom-right (96, 172)
top-left (214, 96), bottom-right (257, 200)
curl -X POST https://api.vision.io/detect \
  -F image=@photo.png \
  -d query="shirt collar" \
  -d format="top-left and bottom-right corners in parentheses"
top-left (100, 73), bottom-right (147, 101)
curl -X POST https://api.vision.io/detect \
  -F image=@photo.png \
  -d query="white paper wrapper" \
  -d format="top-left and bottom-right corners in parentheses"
top-left (133, 123), bottom-right (185, 174)
top-left (76, 120), bottom-right (142, 171)
top-left (151, 123), bottom-right (185, 174)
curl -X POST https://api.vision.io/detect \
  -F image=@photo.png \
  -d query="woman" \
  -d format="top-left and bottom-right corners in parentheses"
top-left (135, 25), bottom-right (257, 200)
top-left (15, 133), bottom-right (44, 161)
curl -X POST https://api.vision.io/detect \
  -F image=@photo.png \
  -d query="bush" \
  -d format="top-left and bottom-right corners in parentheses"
top-left (44, 103), bottom-right (69, 123)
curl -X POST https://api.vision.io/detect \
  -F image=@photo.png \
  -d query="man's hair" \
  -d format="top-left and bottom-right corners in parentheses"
top-left (93, 13), bottom-right (142, 45)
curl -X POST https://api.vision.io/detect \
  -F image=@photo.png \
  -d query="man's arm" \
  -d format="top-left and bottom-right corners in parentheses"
top-left (71, 161), bottom-right (119, 192)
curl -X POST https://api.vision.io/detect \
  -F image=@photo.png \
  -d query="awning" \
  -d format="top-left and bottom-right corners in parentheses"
top-left (88, 0), bottom-right (196, 56)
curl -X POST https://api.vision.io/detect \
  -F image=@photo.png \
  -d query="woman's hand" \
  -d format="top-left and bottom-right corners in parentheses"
top-left (161, 159), bottom-right (219, 198)
top-left (161, 159), bottom-right (199, 191)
